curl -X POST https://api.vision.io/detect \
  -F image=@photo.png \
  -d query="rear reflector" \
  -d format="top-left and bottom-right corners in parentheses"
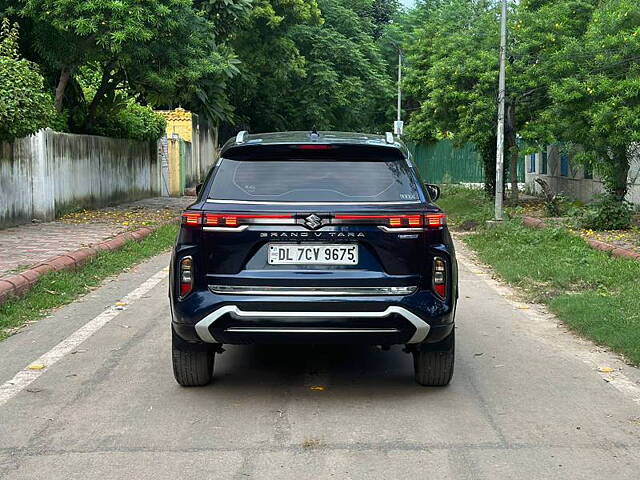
top-left (433, 257), bottom-right (447, 299)
top-left (179, 256), bottom-right (193, 299)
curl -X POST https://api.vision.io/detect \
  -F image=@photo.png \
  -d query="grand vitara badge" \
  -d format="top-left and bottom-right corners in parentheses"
top-left (303, 213), bottom-right (323, 230)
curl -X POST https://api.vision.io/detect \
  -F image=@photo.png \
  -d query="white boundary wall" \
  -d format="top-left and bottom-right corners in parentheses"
top-left (0, 129), bottom-right (161, 228)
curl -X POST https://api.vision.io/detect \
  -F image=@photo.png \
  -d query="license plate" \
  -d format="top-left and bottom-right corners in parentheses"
top-left (268, 244), bottom-right (358, 265)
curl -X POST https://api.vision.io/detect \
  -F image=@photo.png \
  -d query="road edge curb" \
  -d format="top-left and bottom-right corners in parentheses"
top-left (0, 226), bottom-right (159, 305)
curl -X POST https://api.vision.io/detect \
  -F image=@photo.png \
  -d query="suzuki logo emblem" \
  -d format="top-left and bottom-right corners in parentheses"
top-left (304, 214), bottom-right (323, 230)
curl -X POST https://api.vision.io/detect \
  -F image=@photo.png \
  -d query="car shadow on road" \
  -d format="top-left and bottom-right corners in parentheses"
top-left (202, 344), bottom-right (451, 396)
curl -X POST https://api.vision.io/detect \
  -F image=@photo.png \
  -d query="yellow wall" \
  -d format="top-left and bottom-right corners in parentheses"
top-left (156, 108), bottom-right (193, 143)
top-left (167, 138), bottom-right (182, 196)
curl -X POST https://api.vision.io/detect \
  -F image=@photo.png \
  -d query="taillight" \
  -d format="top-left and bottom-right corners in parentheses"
top-left (424, 213), bottom-right (447, 228)
top-left (179, 256), bottom-right (193, 299)
top-left (433, 257), bottom-right (447, 299)
top-left (204, 213), bottom-right (292, 226)
top-left (181, 212), bottom-right (202, 226)
top-left (334, 213), bottom-right (446, 229)
top-left (334, 214), bottom-right (423, 228)
top-left (181, 211), bottom-right (293, 228)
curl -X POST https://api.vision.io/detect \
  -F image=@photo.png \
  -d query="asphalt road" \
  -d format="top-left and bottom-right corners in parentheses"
top-left (1, 243), bottom-right (639, 479)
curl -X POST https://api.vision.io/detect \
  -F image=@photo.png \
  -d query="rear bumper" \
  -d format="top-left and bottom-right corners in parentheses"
top-left (171, 289), bottom-right (455, 346)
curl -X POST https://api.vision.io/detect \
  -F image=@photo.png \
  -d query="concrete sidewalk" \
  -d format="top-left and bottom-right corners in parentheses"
top-left (0, 197), bottom-right (192, 280)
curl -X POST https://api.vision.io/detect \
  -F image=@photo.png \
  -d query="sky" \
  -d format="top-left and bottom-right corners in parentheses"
top-left (400, 0), bottom-right (416, 8)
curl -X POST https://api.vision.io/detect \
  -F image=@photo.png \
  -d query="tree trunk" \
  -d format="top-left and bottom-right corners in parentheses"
top-left (481, 138), bottom-right (497, 197)
top-left (505, 102), bottom-right (518, 203)
top-left (54, 67), bottom-right (71, 113)
top-left (610, 149), bottom-right (630, 201)
top-left (84, 62), bottom-right (117, 132)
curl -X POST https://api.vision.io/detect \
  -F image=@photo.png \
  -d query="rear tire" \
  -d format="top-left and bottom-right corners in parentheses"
top-left (413, 331), bottom-right (455, 386)
top-left (172, 333), bottom-right (215, 387)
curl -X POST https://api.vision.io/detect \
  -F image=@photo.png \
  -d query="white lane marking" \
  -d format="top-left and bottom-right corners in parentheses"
top-left (0, 268), bottom-right (168, 407)
top-left (455, 242), bottom-right (640, 406)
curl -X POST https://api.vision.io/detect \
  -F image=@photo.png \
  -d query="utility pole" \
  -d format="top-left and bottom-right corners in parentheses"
top-left (494, 0), bottom-right (507, 221)
top-left (394, 49), bottom-right (403, 136)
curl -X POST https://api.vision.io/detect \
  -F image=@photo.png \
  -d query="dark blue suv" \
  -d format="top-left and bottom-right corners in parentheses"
top-left (170, 131), bottom-right (458, 386)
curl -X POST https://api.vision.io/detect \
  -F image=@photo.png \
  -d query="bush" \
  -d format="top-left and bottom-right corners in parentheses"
top-left (579, 195), bottom-right (634, 230)
top-left (543, 194), bottom-right (571, 217)
top-left (94, 100), bottom-right (166, 141)
top-left (0, 20), bottom-right (56, 142)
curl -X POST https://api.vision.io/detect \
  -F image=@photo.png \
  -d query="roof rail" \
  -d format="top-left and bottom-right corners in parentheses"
top-left (385, 132), bottom-right (394, 144)
top-left (235, 130), bottom-right (249, 144)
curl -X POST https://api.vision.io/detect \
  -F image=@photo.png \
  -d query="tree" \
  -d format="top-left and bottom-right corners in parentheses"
top-left (14, 0), bottom-right (238, 132)
top-left (227, 0), bottom-right (395, 133)
top-left (403, 0), bottom-right (502, 194)
top-left (0, 19), bottom-right (55, 142)
top-left (519, 0), bottom-right (640, 200)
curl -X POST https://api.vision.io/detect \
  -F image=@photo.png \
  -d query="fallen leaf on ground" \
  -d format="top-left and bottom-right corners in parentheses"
top-left (309, 386), bottom-right (326, 391)
top-left (27, 364), bottom-right (45, 370)
top-left (598, 366), bottom-right (614, 373)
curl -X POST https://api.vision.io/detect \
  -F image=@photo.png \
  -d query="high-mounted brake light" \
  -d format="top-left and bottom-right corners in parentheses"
top-left (433, 257), bottom-right (447, 299)
top-left (293, 144), bottom-right (334, 150)
top-left (179, 256), bottom-right (193, 299)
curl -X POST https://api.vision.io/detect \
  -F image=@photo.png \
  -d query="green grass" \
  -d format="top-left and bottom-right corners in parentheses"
top-left (0, 224), bottom-right (179, 340)
top-left (436, 185), bottom-right (494, 227)
top-left (439, 186), bottom-right (640, 365)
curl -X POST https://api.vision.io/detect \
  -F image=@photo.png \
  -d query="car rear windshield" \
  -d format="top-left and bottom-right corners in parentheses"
top-left (208, 159), bottom-right (421, 203)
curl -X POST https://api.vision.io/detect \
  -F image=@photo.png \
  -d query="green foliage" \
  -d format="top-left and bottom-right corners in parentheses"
top-left (579, 195), bottom-right (634, 230)
top-left (404, 0), bottom-right (640, 202)
top-left (403, 0), bottom-right (501, 192)
top-left (228, 0), bottom-right (396, 132)
top-left (94, 100), bottom-right (167, 141)
top-left (436, 184), bottom-right (493, 229)
top-left (543, 194), bottom-right (568, 218)
top-left (518, 0), bottom-right (640, 200)
top-left (0, 19), bottom-right (55, 142)
top-left (13, 0), bottom-right (239, 131)
top-left (3, 0), bottom-right (399, 138)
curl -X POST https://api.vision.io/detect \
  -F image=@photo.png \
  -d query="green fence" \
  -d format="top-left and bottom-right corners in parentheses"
top-left (408, 140), bottom-right (525, 184)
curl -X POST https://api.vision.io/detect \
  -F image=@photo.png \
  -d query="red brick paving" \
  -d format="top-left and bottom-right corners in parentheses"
top-left (0, 222), bottom-right (124, 279)
top-left (0, 197), bottom-right (192, 280)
